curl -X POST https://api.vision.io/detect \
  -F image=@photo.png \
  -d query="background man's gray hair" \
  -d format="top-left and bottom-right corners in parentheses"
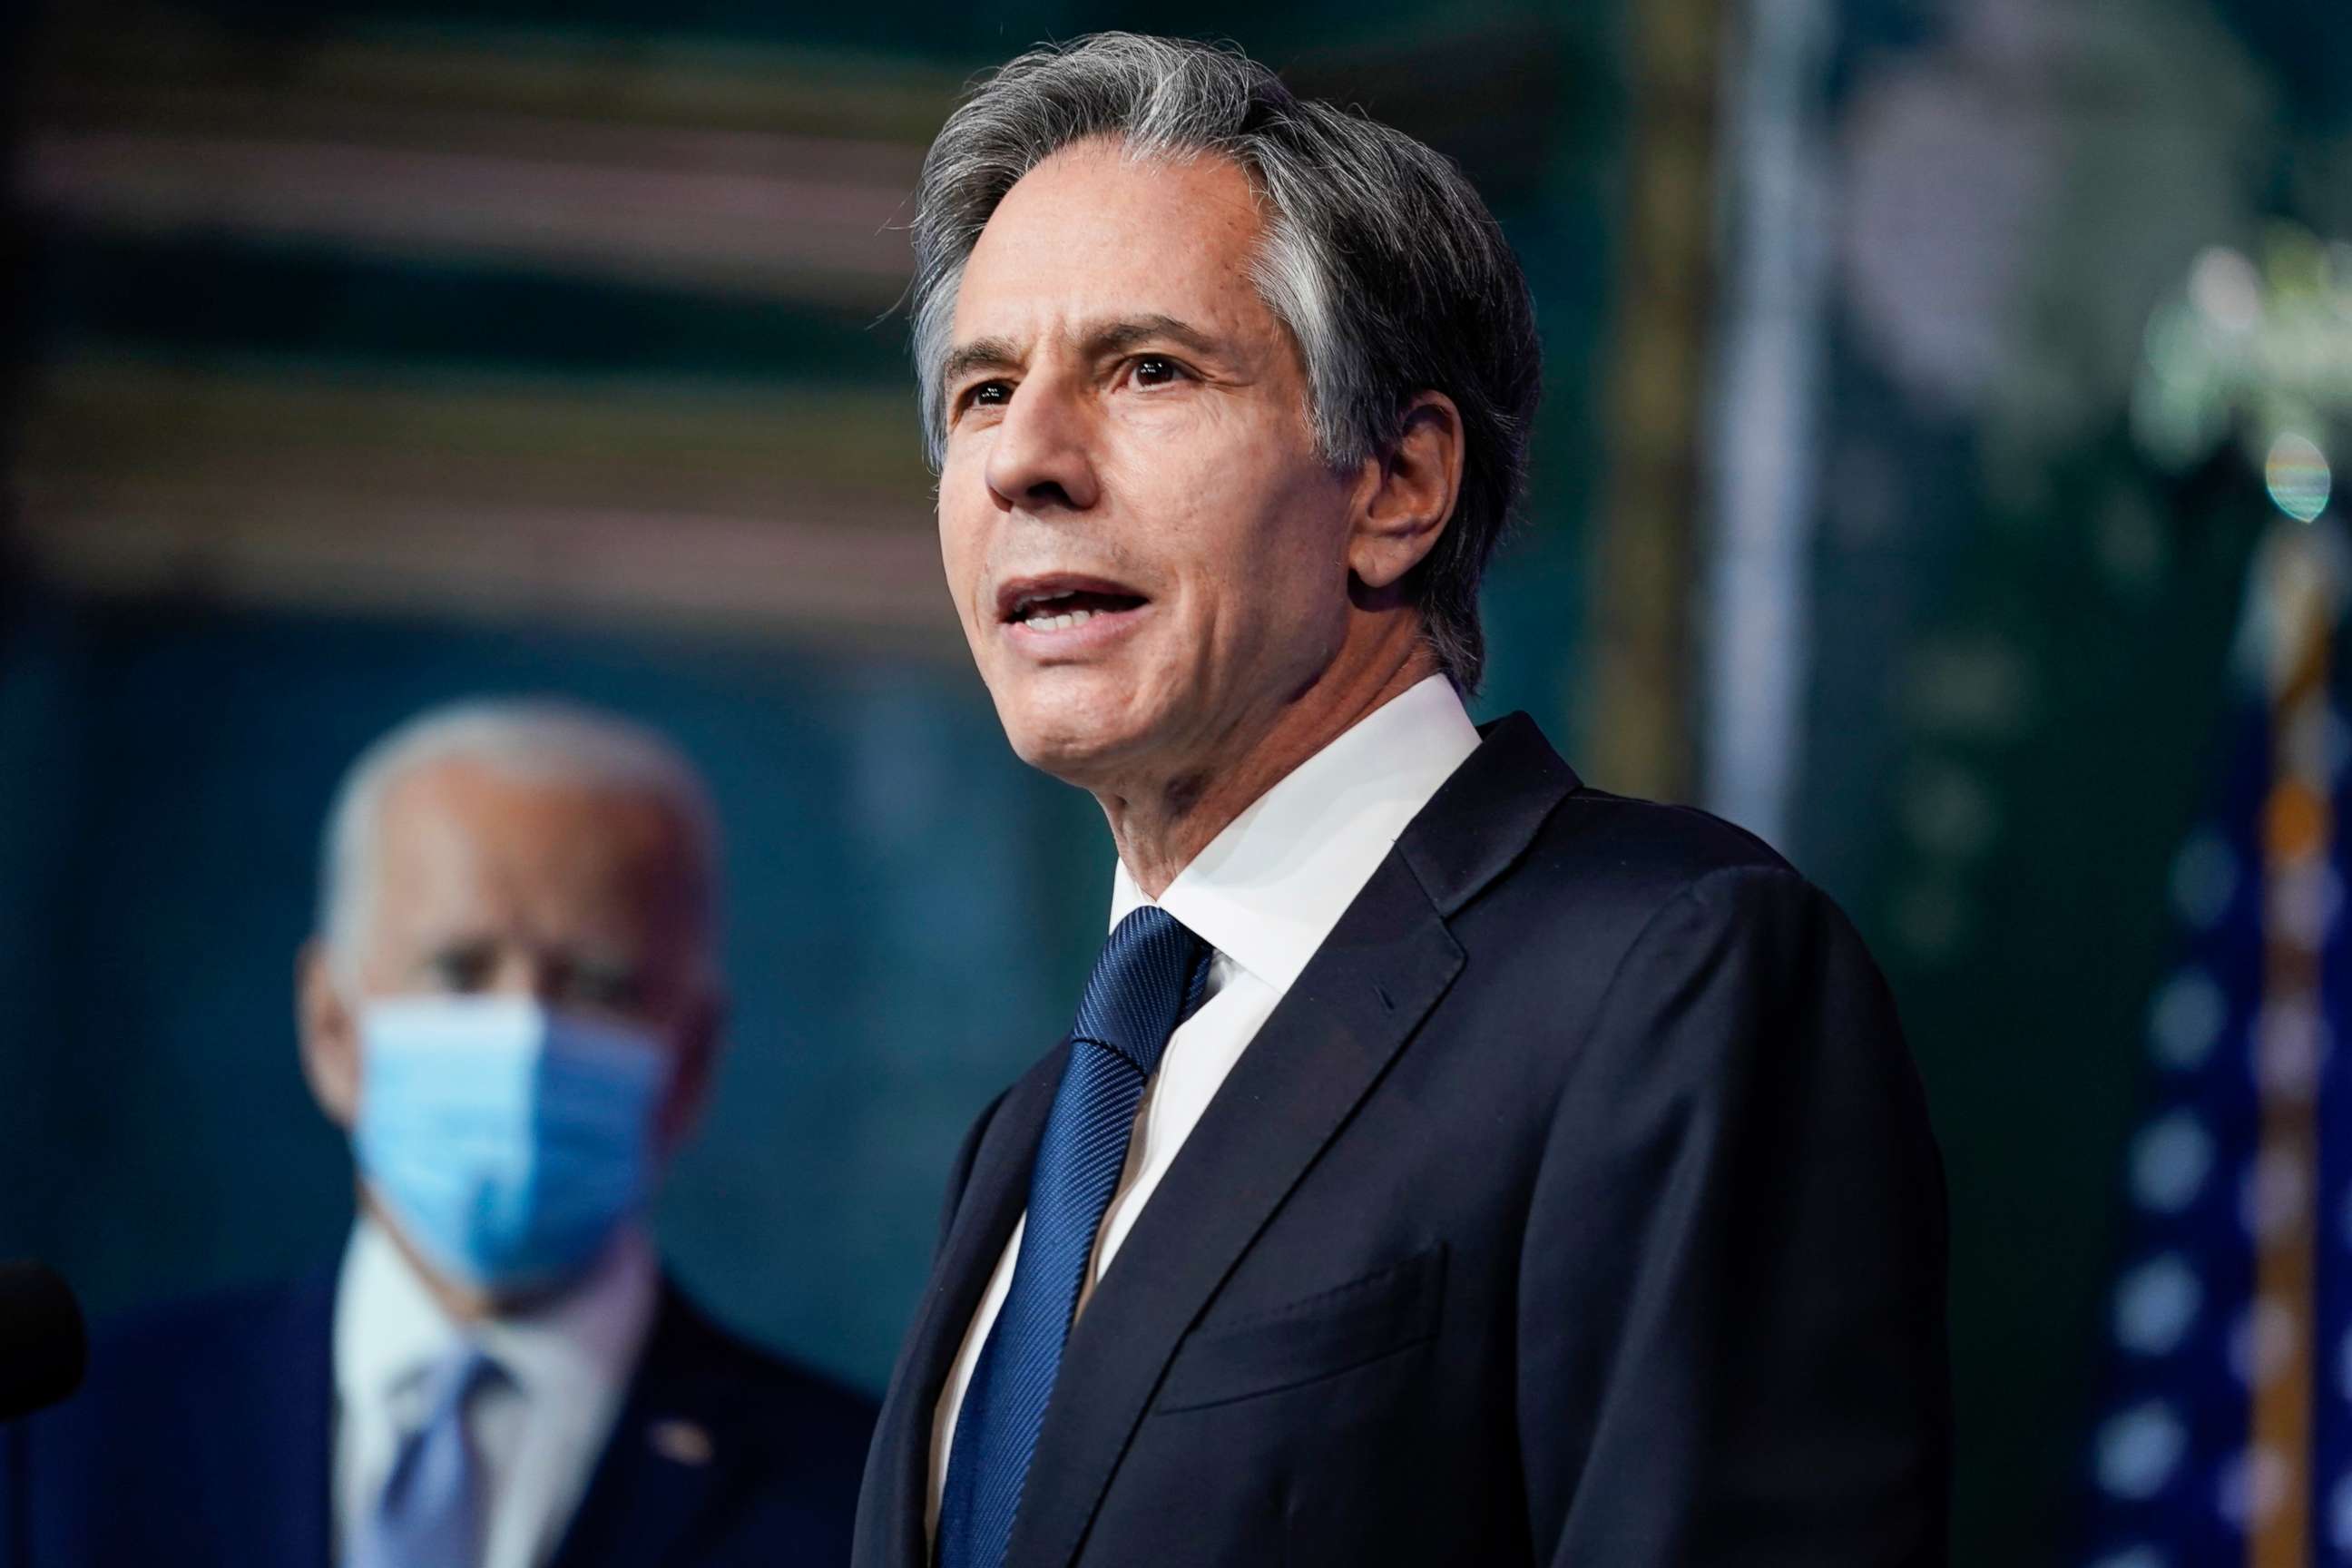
top-left (910, 31), bottom-right (1543, 691)
top-left (318, 697), bottom-right (720, 977)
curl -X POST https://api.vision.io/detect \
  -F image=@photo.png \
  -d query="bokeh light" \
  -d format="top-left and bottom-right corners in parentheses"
top-left (2266, 433), bottom-right (2333, 523)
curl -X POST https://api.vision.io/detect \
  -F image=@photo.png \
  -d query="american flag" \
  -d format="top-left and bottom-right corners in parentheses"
top-left (2080, 520), bottom-right (2352, 1566)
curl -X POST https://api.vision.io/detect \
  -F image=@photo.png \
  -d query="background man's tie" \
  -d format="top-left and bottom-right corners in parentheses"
top-left (348, 1345), bottom-right (503, 1568)
top-left (935, 905), bottom-right (1209, 1568)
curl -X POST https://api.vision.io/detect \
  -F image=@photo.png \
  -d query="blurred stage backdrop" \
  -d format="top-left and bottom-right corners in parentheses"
top-left (4, 0), bottom-right (2351, 1562)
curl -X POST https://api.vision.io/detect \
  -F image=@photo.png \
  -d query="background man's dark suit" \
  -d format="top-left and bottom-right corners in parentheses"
top-left (1, 1270), bottom-right (877, 1567)
top-left (858, 716), bottom-right (1949, 1567)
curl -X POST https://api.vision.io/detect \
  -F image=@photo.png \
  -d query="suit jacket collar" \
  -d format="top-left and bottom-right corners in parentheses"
top-left (880, 711), bottom-right (1580, 1568)
top-left (1396, 711), bottom-right (1583, 917)
top-left (1105, 672), bottom-right (1485, 995)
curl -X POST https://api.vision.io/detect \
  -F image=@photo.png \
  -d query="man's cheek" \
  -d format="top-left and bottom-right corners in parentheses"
top-left (936, 528), bottom-right (980, 617)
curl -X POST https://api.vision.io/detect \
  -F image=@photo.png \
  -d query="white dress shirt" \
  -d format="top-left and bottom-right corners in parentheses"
top-left (926, 673), bottom-right (1483, 1531)
top-left (332, 1216), bottom-right (659, 1568)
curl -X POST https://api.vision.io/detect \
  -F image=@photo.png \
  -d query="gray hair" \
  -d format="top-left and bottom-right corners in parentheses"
top-left (318, 698), bottom-right (720, 977)
top-left (910, 32), bottom-right (1542, 691)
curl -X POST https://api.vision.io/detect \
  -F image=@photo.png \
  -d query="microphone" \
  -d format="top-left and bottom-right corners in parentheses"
top-left (0, 1261), bottom-right (86, 1420)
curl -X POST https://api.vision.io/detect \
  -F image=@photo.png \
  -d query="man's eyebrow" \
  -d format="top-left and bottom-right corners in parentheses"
top-left (1085, 314), bottom-right (1224, 359)
top-left (939, 316), bottom-right (1229, 390)
top-left (938, 336), bottom-right (1024, 389)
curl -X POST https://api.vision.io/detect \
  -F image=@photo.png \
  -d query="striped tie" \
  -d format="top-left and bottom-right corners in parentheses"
top-left (935, 906), bottom-right (1207, 1568)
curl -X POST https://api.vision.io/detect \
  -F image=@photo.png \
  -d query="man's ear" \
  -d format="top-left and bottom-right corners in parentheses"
top-left (1348, 390), bottom-right (1465, 593)
top-left (655, 987), bottom-right (726, 1159)
top-left (296, 938), bottom-right (361, 1131)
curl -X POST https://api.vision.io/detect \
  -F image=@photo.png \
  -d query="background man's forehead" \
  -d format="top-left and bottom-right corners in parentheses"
top-left (371, 765), bottom-right (697, 881)
top-left (381, 755), bottom-right (677, 817)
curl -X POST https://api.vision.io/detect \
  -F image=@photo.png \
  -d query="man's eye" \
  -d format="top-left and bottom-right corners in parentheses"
top-left (567, 964), bottom-right (644, 1014)
top-left (1131, 356), bottom-right (1184, 387)
top-left (424, 946), bottom-right (495, 993)
top-left (959, 380), bottom-right (1012, 415)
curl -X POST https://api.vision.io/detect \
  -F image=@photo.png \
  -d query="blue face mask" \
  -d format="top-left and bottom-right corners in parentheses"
top-left (353, 995), bottom-right (669, 1294)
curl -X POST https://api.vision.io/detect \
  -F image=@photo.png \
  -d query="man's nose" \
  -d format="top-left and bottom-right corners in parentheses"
top-left (487, 949), bottom-right (564, 1005)
top-left (984, 377), bottom-right (1100, 514)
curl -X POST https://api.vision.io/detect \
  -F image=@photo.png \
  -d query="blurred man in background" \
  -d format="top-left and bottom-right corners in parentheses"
top-left (858, 33), bottom-right (1947, 1568)
top-left (1, 699), bottom-right (874, 1567)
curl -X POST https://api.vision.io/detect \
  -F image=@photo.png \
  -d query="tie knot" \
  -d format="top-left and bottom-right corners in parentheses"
top-left (1071, 906), bottom-right (1204, 1075)
top-left (420, 1345), bottom-right (505, 1425)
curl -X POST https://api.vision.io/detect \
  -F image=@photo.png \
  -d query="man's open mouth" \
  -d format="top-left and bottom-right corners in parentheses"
top-left (999, 578), bottom-right (1150, 632)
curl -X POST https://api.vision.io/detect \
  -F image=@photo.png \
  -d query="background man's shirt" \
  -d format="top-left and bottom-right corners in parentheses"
top-left (333, 1216), bottom-right (657, 1568)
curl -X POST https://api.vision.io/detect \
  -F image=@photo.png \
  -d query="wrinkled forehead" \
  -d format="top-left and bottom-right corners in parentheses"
top-left (947, 139), bottom-right (1279, 351)
top-left (367, 758), bottom-right (705, 942)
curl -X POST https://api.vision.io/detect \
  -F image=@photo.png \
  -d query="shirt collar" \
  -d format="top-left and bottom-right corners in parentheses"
top-left (1109, 674), bottom-right (1482, 995)
top-left (332, 1213), bottom-right (660, 1414)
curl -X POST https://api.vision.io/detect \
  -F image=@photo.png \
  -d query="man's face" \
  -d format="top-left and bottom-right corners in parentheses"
top-left (936, 139), bottom-right (1361, 789)
top-left (299, 758), bottom-right (716, 1149)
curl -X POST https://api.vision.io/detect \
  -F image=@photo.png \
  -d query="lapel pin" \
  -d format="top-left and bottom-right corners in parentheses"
top-left (649, 1417), bottom-right (714, 1466)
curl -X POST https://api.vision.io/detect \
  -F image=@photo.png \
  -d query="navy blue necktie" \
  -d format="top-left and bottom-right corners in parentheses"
top-left (936, 906), bottom-right (1209, 1568)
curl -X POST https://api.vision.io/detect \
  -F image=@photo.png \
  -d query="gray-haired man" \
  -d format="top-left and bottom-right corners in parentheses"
top-left (3, 700), bottom-right (875, 1568)
top-left (857, 34), bottom-right (1949, 1568)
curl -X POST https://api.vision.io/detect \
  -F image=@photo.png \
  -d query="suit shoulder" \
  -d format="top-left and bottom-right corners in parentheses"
top-left (1419, 787), bottom-right (1797, 1080)
top-left (95, 1271), bottom-right (302, 1342)
top-left (81, 1272), bottom-right (326, 1394)
top-left (1450, 784), bottom-right (1886, 1034)
top-left (1471, 792), bottom-right (1910, 1126)
top-left (1501, 784), bottom-right (1808, 923)
top-left (5, 1270), bottom-right (328, 1492)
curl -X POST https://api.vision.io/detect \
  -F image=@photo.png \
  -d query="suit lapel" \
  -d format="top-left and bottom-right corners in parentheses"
top-left (997, 710), bottom-right (1581, 1568)
top-left (865, 1048), bottom-right (1068, 1568)
top-left (546, 1285), bottom-right (749, 1568)
top-left (1001, 851), bottom-right (1466, 1568)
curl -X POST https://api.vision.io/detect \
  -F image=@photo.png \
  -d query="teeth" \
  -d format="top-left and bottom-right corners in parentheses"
top-left (1013, 588), bottom-right (1104, 632)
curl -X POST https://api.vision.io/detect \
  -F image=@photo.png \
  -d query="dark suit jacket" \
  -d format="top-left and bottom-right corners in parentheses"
top-left (1, 1265), bottom-right (877, 1567)
top-left (856, 714), bottom-right (1949, 1567)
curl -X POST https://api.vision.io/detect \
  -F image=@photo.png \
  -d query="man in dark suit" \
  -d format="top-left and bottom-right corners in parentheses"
top-left (858, 33), bottom-right (1949, 1568)
top-left (2, 700), bottom-right (873, 1567)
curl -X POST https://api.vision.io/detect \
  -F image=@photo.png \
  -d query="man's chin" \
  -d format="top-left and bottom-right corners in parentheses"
top-left (1004, 724), bottom-right (1141, 786)
top-left (994, 690), bottom-right (1159, 787)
